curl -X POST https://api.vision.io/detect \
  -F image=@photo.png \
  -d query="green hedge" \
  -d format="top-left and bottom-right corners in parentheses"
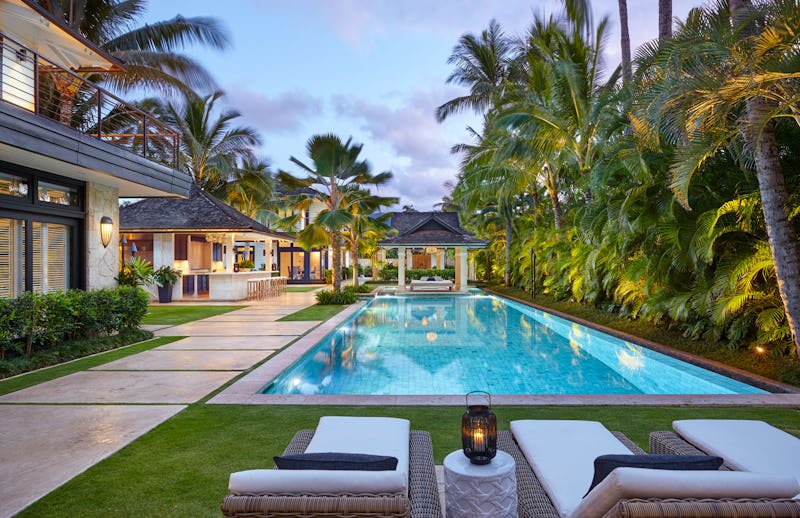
top-left (316, 289), bottom-right (358, 305)
top-left (379, 268), bottom-right (455, 281)
top-left (0, 287), bottom-right (149, 360)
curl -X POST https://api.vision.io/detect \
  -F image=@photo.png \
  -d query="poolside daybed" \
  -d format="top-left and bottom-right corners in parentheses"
top-left (221, 416), bottom-right (441, 518)
top-left (501, 420), bottom-right (800, 518)
top-left (650, 419), bottom-right (800, 479)
top-left (409, 277), bottom-right (453, 292)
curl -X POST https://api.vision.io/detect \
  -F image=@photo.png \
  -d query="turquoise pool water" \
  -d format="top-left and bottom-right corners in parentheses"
top-left (263, 294), bottom-right (767, 395)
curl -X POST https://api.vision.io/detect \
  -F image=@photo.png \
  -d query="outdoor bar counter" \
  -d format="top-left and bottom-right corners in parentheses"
top-left (207, 271), bottom-right (281, 301)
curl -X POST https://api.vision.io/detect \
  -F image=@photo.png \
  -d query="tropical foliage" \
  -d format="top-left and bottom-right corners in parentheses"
top-left (277, 134), bottom-right (394, 292)
top-left (443, 0), bottom-right (800, 361)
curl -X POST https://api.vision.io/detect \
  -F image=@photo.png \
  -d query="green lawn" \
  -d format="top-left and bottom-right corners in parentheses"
top-left (0, 336), bottom-right (182, 396)
top-left (278, 304), bottom-right (349, 321)
top-left (17, 404), bottom-right (800, 518)
top-left (142, 305), bottom-right (245, 326)
top-left (285, 286), bottom-right (322, 292)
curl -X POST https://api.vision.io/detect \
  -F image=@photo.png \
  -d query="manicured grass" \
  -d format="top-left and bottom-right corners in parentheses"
top-left (488, 285), bottom-right (800, 387)
top-left (285, 286), bottom-right (322, 292)
top-left (142, 305), bottom-right (244, 326)
top-left (0, 336), bottom-right (182, 396)
top-left (17, 404), bottom-right (800, 517)
top-left (279, 304), bottom-right (349, 321)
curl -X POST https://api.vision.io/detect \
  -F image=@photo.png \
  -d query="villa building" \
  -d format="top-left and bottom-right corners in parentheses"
top-left (0, 0), bottom-right (190, 298)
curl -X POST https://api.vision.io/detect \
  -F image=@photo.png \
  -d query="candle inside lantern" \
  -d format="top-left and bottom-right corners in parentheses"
top-left (473, 426), bottom-right (486, 452)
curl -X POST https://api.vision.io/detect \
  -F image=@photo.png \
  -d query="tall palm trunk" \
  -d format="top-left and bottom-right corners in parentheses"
top-left (658, 0), bottom-right (672, 40)
top-left (505, 217), bottom-right (513, 287)
top-left (371, 251), bottom-right (379, 280)
top-left (331, 230), bottom-right (342, 292)
top-left (618, 0), bottom-right (632, 83)
top-left (730, 0), bottom-right (800, 353)
top-left (549, 189), bottom-right (563, 231)
top-left (746, 102), bottom-right (800, 353)
top-left (350, 236), bottom-right (359, 289)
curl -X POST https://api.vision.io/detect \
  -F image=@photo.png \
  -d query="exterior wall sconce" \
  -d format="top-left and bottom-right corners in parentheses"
top-left (461, 391), bottom-right (497, 465)
top-left (100, 216), bottom-right (113, 247)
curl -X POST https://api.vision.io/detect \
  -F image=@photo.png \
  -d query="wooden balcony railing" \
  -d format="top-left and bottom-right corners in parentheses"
top-left (0, 32), bottom-right (180, 170)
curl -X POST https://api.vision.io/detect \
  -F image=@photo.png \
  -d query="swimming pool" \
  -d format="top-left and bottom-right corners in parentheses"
top-left (263, 294), bottom-right (766, 395)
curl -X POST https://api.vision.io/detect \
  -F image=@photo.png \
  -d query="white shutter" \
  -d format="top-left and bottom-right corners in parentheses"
top-left (46, 223), bottom-right (68, 292)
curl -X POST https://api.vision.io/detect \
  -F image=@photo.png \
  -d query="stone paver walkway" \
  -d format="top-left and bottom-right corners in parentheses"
top-left (0, 289), bottom-right (319, 518)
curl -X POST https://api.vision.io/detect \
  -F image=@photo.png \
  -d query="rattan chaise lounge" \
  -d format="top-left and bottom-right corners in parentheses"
top-left (500, 421), bottom-right (800, 518)
top-left (221, 418), bottom-right (441, 518)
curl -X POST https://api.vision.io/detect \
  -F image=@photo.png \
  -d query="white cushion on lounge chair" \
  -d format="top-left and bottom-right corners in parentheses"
top-left (229, 468), bottom-right (407, 494)
top-left (674, 419), bottom-right (800, 482)
top-left (306, 416), bottom-right (410, 479)
top-left (569, 467), bottom-right (800, 518)
top-left (510, 420), bottom-right (632, 517)
top-left (229, 416), bottom-right (410, 495)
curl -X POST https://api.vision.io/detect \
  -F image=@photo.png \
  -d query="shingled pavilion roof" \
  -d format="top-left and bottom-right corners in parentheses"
top-left (379, 211), bottom-right (487, 248)
top-left (120, 183), bottom-right (293, 240)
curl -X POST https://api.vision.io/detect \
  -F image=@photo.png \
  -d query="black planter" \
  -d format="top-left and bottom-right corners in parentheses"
top-left (157, 284), bottom-right (173, 303)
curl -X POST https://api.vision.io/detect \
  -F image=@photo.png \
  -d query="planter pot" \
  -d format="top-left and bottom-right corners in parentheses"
top-left (157, 284), bottom-right (173, 303)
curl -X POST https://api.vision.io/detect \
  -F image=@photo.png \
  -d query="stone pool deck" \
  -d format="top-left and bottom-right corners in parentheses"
top-left (0, 290), bottom-right (320, 518)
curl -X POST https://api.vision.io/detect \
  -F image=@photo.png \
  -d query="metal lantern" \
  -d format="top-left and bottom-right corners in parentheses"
top-left (461, 391), bottom-right (497, 465)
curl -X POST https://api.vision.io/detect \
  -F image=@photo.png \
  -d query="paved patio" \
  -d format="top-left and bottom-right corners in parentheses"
top-left (0, 289), bottom-right (320, 518)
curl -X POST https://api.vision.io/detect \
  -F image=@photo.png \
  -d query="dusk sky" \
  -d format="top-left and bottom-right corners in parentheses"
top-left (142, 1), bottom-right (698, 211)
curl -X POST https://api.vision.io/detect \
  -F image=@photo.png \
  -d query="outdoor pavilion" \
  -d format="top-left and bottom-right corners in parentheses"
top-left (379, 211), bottom-right (487, 292)
top-left (120, 184), bottom-right (294, 301)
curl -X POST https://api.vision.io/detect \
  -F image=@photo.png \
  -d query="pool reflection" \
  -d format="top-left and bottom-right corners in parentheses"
top-left (264, 295), bottom-right (764, 395)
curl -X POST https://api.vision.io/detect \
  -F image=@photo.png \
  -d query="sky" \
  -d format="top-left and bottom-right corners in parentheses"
top-left (142, 0), bottom-right (699, 211)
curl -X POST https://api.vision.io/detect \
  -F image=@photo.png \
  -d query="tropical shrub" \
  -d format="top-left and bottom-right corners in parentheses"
top-left (315, 289), bottom-right (357, 305)
top-left (238, 259), bottom-right (255, 269)
top-left (0, 287), bottom-right (150, 359)
top-left (116, 257), bottom-right (155, 287)
top-left (153, 266), bottom-right (182, 287)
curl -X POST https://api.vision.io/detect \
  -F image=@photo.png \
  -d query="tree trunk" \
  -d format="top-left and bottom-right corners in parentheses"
top-left (658, 0), bottom-right (672, 40)
top-left (371, 251), bottom-right (379, 280)
top-left (549, 188), bottom-right (563, 230)
top-left (331, 230), bottom-right (342, 292)
top-left (351, 237), bottom-right (359, 289)
top-left (730, 0), bottom-right (800, 354)
top-left (505, 218), bottom-right (512, 287)
top-left (747, 101), bottom-right (800, 354)
top-left (618, 0), bottom-right (632, 83)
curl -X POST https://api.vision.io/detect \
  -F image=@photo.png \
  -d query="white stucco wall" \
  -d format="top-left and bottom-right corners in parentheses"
top-left (85, 183), bottom-right (119, 290)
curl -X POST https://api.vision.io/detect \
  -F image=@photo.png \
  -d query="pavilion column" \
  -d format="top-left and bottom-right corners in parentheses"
top-left (437, 249), bottom-right (445, 269)
top-left (225, 234), bottom-right (236, 272)
top-left (455, 246), bottom-right (468, 292)
top-left (254, 241), bottom-right (266, 271)
top-left (397, 247), bottom-right (406, 292)
top-left (265, 239), bottom-right (273, 275)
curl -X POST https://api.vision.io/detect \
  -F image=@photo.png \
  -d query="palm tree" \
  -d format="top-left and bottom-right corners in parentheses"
top-left (38, 0), bottom-right (229, 94)
top-left (659, 0), bottom-right (673, 39)
top-left (342, 190), bottom-right (397, 288)
top-left (637, 0), bottom-right (800, 354)
top-left (277, 134), bottom-right (392, 292)
top-left (216, 158), bottom-right (279, 225)
top-left (435, 19), bottom-right (514, 122)
top-left (618, 0), bottom-right (632, 83)
top-left (154, 91), bottom-right (261, 192)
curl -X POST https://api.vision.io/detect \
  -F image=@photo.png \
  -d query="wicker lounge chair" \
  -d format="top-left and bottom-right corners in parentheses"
top-left (221, 426), bottom-right (441, 518)
top-left (500, 428), bottom-right (800, 518)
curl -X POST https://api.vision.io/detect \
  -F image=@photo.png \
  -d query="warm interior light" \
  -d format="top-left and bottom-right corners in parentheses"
top-left (100, 216), bottom-right (113, 247)
top-left (755, 346), bottom-right (766, 354)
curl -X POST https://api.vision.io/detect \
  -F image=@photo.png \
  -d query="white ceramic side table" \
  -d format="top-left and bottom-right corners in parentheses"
top-left (443, 449), bottom-right (517, 518)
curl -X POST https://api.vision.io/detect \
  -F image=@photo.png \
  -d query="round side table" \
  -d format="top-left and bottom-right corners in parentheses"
top-left (443, 449), bottom-right (517, 518)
